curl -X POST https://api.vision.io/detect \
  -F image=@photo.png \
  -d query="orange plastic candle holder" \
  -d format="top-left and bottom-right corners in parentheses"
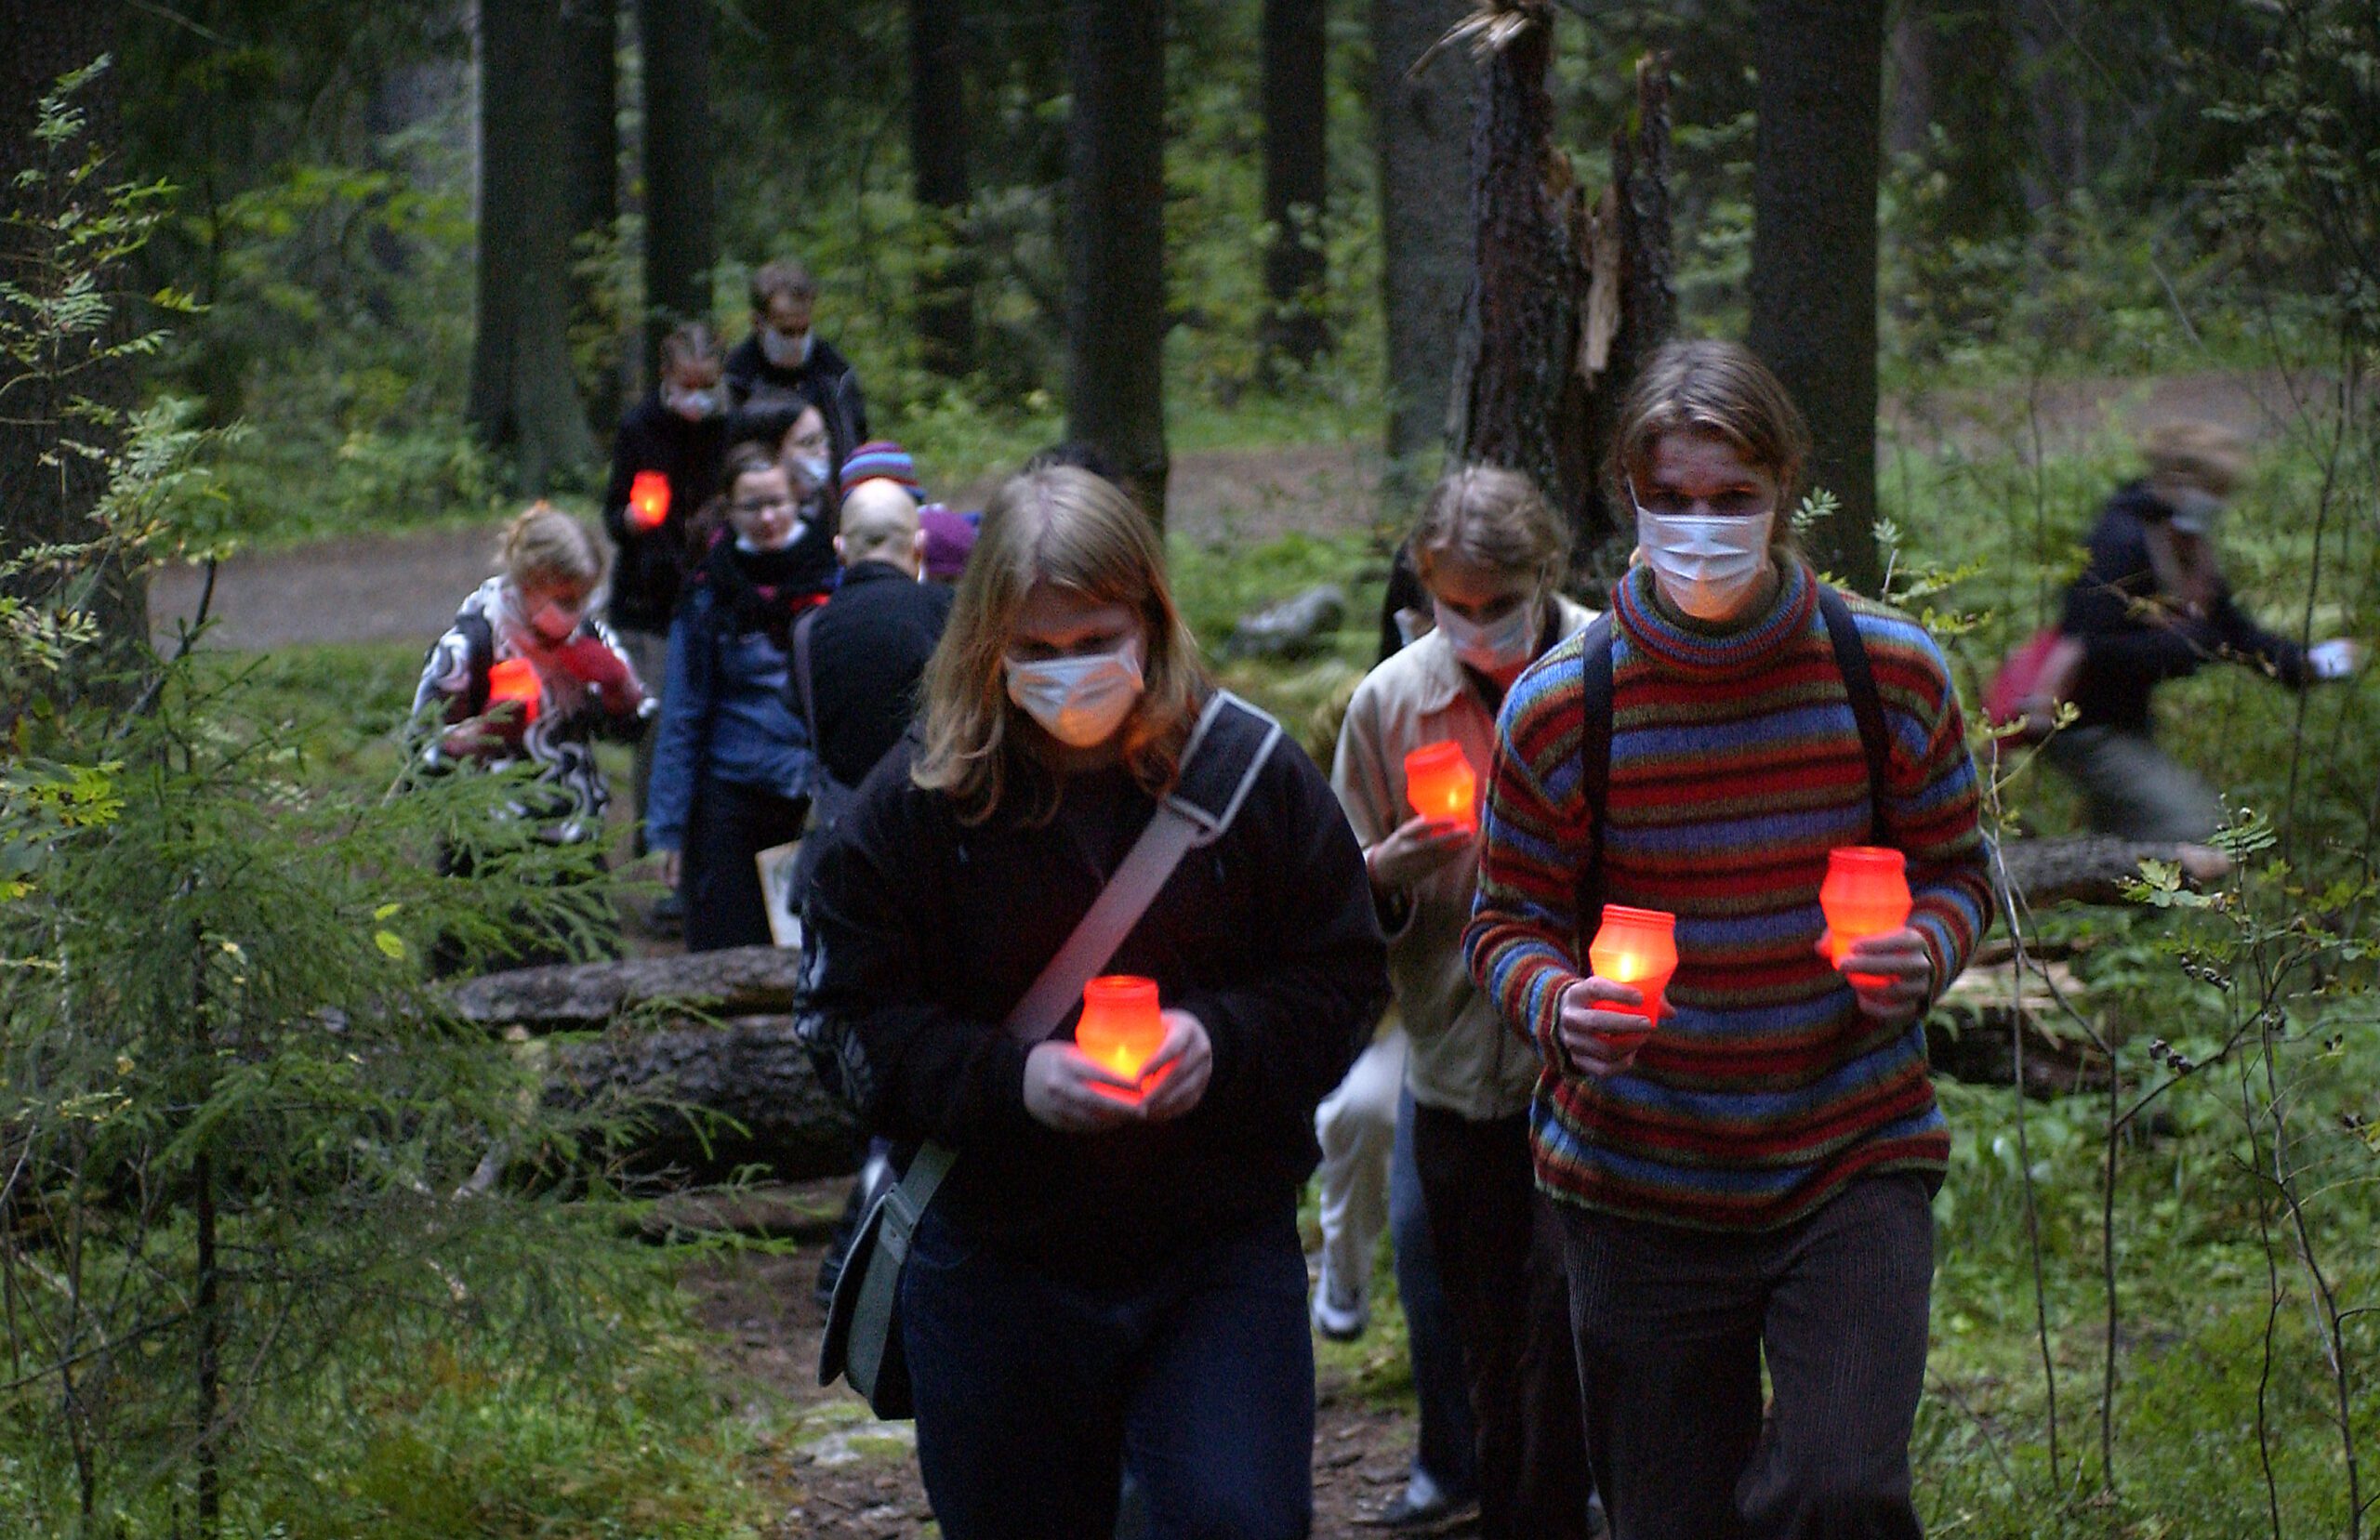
top-left (1587, 903), bottom-right (1677, 1028)
top-left (1404, 740), bottom-right (1477, 829)
top-left (1821, 846), bottom-right (1912, 991)
top-left (1076, 975), bottom-right (1166, 1102)
top-left (485, 656), bottom-right (542, 725)
top-left (628, 469), bottom-right (671, 532)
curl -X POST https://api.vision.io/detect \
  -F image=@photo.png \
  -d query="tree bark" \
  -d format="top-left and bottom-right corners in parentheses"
top-left (557, 0), bottom-right (620, 422)
top-left (1260, 0), bottom-right (1329, 375)
top-left (638, 0), bottom-right (715, 375)
top-left (1371, 0), bottom-right (1474, 486)
top-left (448, 944), bottom-right (803, 1032)
top-left (1749, 0), bottom-right (1884, 595)
top-left (910, 0), bottom-right (976, 378)
top-left (0, 7), bottom-right (146, 696)
top-left (469, 0), bottom-right (595, 492)
top-left (547, 1018), bottom-right (859, 1182)
top-left (1064, 0), bottom-right (1171, 526)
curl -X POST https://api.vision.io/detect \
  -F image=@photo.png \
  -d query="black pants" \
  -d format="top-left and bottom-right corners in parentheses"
top-left (1410, 1104), bottom-right (1596, 1540)
top-left (681, 775), bottom-right (806, 953)
top-left (1557, 1174), bottom-right (1935, 1540)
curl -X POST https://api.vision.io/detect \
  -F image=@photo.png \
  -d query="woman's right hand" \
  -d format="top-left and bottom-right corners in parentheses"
top-left (1366, 813), bottom-right (1474, 892)
top-left (1554, 976), bottom-right (1668, 1079)
top-left (1023, 1042), bottom-right (1145, 1133)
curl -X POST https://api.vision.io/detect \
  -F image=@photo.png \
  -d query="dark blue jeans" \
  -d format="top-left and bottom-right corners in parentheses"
top-left (1393, 1086), bottom-right (1479, 1499)
top-left (901, 1202), bottom-right (1316, 1540)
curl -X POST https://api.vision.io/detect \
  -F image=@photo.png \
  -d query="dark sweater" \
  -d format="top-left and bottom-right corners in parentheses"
top-left (721, 333), bottom-right (868, 467)
top-left (2059, 482), bottom-right (2308, 734)
top-left (790, 561), bottom-right (955, 789)
top-left (600, 396), bottom-right (726, 632)
top-left (795, 724), bottom-right (1388, 1281)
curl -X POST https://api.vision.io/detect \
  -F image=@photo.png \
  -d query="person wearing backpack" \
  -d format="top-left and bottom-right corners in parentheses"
top-left (1330, 466), bottom-right (1600, 1539)
top-left (795, 466), bottom-right (1385, 1539)
top-left (1465, 340), bottom-right (1991, 1540)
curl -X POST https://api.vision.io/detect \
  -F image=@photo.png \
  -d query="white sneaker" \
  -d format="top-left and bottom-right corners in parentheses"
top-left (1310, 1252), bottom-right (1368, 1341)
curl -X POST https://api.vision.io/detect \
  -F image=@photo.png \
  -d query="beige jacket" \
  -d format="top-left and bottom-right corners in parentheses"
top-left (1329, 596), bottom-right (1596, 1121)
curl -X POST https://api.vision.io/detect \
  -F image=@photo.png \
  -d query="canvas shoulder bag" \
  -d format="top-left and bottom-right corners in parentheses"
top-left (817, 689), bottom-right (1284, 1419)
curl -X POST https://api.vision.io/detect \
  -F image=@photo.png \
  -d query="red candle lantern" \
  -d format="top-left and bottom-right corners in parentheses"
top-left (1076, 975), bottom-right (1166, 1102)
top-left (1587, 904), bottom-right (1677, 1031)
top-left (1404, 741), bottom-right (1477, 829)
top-left (628, 469), bottom-right (672, 533)
top-left (1820, 846), bottom-right (1912, 991)
top-left (485, 656), bottom-right (542, 725)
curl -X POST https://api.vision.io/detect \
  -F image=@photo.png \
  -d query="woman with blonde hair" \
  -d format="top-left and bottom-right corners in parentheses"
top-left (796, 465), bottom-right (1384, 1539)
top-left (1466, 339), bottom-right (1991, 1539)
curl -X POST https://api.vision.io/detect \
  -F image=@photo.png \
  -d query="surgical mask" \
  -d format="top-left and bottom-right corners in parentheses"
top-left (760, 327), bottom-right (813, 369)
top-left (664, 386), bottom-right (719, 421)
top-left (1433, 597), bottom-right (1539, 674)
top-left (2164, 487), bottom-right (2224, 538)
top-left (789, 454), bottom-right (832, 490)
top-left (1631, 481), bottom-right (1775, 621)
top-left (1004, 643), bottom-right (1145, 749)
top-left (528, 601), bottom-right (582, 642)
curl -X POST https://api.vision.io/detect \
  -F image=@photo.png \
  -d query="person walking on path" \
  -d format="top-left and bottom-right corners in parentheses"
top-left (723, 257), bottom-right (868, 464)
top-left (1465, 339), bottom-right (1992, 1540)
top-left (647, 443), bottom-right (834, 952)
top-left (1334, 466), bottom-right (1601, 1539)
top-left (2043, 420), bottom-right (2362, 841)
top-left (600, 322), bottom-right (727, 878)
top-left (796, 466), bottom-right (1385, 1539)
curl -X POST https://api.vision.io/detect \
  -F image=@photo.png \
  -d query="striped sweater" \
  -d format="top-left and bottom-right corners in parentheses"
top-left (1462, 559), bottom-right (1991, 1231)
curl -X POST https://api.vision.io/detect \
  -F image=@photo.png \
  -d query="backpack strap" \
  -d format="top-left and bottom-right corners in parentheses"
top-left (458, 611), bottom-right (496, 718)
top-left (792, 605), bottom-right (823, 733)
top-left (1814, 585), bottom-right (1893, 844)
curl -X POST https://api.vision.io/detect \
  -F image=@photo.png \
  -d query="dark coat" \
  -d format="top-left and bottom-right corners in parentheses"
top-left (722, 333), bottom-right (868, 468)
top-left (600, 395), bottom-right (726, 632)
top-left (789, 560), bottom-right (955, 790)
top-left (2059, 482), bottom-right (2308, 734)
top-left (794, 724), bottom-right (1388, 1283)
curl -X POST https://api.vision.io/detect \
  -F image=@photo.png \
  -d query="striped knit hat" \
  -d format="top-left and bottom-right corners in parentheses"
top-left (840, 440), bottom-right (922, 502)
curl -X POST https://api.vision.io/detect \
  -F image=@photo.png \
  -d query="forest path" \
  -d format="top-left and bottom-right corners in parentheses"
top-left (148, 368), bottom-right (2295, 652)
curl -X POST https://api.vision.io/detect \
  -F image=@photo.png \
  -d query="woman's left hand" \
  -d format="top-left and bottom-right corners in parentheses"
top-left (1135, 1009), bottom-right (1213, 1123)
top-left (1816, 927), bottom-right (1936, 1027)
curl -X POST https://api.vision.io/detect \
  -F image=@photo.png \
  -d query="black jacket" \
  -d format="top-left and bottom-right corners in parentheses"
top-left (2059, 482), bottom-right (2308, 734)
top-left (789, 561), bottom-right (955, 789)
top-left (794, 722), bottom-right (1388, 1282)
top-left (601, 396), bottom-right (726, 632)
top-left (722, 333), bottom-right (868, 467)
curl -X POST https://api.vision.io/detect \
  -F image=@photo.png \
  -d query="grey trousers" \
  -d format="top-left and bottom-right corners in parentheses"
top-left (2042, 723), bottom-right (2223, 842)
top-left (1558, 1175), bottom-right (1935, 1540)
top-left (615, 627), bottom-right (668, 854)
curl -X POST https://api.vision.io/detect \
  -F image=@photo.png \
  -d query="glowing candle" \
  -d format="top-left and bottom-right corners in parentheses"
top-left (1404, 741), bottom-right (1477, 829)
top-left (628, 469), bottom-right (671, 533)
top-left (1820, 846), bottom-right (1912, 991)
top-left (1076, 975), bottom-right (1166, 1102)
top-left (485, 656), bottom-right (542, 725)
top-left (1587, 903), bottom-right (1677, 1030)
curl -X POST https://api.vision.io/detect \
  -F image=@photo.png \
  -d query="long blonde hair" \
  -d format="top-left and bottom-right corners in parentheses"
top-left (1411, 464), bottom-right (1571, 590)
top-left (498, 502), bottom-right (605, 591)
top-left (913, 467), bottom-right (1208, 825)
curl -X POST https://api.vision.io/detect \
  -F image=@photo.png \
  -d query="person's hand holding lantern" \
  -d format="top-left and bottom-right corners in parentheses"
top-left (441, 657), bottom-right (539, 758)
top-left (1815, 847), bottom-right (1933, 1026)
top-left (1556, 904), bottom-right (1677, 1079)
top-left (1024, 978), bottom-right (1214, 1132)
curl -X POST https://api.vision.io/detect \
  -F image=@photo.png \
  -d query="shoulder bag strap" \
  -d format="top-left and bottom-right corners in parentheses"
top-left (792, 606), bottom-right (823, 733)
top-left (889, 690), bottom-right (1284, 1210)
top-left (1814, 585), bottom-right (1893, 844)
top-left (1572, 612), bottom-right (1618, 948)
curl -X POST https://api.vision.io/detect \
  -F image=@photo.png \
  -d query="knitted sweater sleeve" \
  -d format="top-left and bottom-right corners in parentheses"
top-left (1868, 616), bottom-right (1995, 994)
top-left (1463, 648), bottom-right (1591, 1062)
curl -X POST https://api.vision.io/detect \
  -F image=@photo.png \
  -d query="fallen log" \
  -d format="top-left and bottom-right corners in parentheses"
top-left (451, 945), bottom-right (799, 1033)
top-left (1995, 835), bottom-right (2227, 910)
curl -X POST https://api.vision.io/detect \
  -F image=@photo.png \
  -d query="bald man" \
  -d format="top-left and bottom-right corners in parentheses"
top-left (790, 475), bottom-right (954, 792)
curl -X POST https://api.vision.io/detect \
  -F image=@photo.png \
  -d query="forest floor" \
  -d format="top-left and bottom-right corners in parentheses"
top-left (672, 1184), bottom-right (1437, 1539)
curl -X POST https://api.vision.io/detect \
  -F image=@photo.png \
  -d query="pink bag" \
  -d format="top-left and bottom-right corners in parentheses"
top-left (1983, 627), bottom-right (2084, 744)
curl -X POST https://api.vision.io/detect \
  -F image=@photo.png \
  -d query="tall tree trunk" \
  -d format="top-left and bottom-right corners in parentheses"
top-left (1064, 0), bottom-right (1170, 527)
top-left (1749, 0), bottom-right (1884, 595)
top-left (1260, 0), bottom-right (1329, 376)
top-left (469, 0), bottom-right (595, 493)
top-left (557, 0), bottom-right (621, 425)
top-left (639, 0), bottom-right (714, 375)
top-left (1372, 0), bottom-right (1474, 489)
top-left (910, 0), bottom-right (976, 379)
top-left (0, 6), bottom-right (145, 694)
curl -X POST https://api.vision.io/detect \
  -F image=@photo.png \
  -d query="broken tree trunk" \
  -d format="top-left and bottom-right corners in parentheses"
top-left (1445, 6), bottom-right (1673, 582)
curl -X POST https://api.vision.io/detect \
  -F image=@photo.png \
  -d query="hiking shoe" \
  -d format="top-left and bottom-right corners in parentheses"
top-left (1355, 1472), bottom-right (1479, 1532)
top-left (1309, 1252), bottom-right (1368, 1341)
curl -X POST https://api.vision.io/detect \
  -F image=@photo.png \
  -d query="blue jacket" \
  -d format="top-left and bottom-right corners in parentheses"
top-left (647, 578), bottom-right (819, 851)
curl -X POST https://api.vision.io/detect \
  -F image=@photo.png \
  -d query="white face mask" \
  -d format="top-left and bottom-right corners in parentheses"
top-left (1631, 480), bottom-right (1776, 621)
top-left (1433, 597), bottom-right (1539, 675)
top-left (527, 600), bottom-right (582, 643)
top-left (788, 454), bottom-right (832, 492)
top-left (664, 386), bottom-right (719, 421)
top-left (1004, 642), bottom-right (1145, 749)
top-left (760, 326), bottom-right (813, 369)
top-left (2164, 487), bottom-right (2224, 537)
